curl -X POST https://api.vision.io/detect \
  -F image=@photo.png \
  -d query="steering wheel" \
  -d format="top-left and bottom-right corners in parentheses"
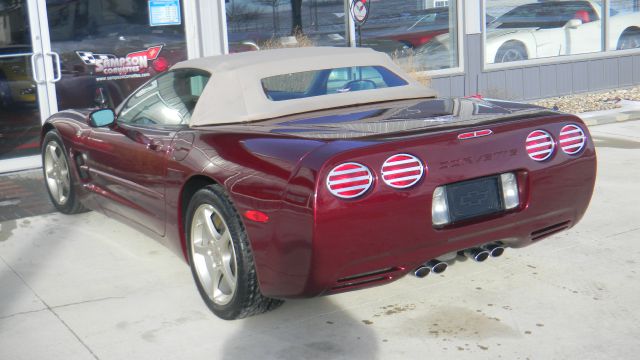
top-left (341, 79), bottom-right (377, 92)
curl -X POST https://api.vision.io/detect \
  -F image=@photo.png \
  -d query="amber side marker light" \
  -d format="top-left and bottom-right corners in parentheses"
top-left (244, 210), bottom-right (269, 223)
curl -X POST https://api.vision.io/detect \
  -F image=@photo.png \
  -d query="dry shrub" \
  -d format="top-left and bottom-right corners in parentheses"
top-left (258, 32), bottom-right (316, 50)
top-left (390, 49), bottom-right (431, 87)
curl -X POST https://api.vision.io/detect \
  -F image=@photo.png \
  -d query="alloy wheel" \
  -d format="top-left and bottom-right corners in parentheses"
top-left (619, 34), bottom-right (640, 50)
top-left (43, 141), bottom-right (71, 205)
top-left (500, 48), bottom-right (525, 63)
top-left (190, 204), bottom-right (238, 306)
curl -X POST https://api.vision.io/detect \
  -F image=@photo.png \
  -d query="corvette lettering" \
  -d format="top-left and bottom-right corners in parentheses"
top-left (439, 149), bottom-right (518, 170)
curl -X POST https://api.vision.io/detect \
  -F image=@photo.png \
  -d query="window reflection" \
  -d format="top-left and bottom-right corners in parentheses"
top-left (359, 1), bottom-right (459, 71)
top-left (118, 70), bottom-right (209, 126)
top-left (225, 0), bottom-right (347, 51)
top-left (484, 0), bottom-right (618, 64)
top-left (46, 0), bottom-right (188, 110)
top-left (610, 0), bottom-right (640, 50)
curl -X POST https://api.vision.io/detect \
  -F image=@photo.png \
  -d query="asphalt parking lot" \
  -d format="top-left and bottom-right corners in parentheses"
top-left (1, 120), bottom-right (639, 360)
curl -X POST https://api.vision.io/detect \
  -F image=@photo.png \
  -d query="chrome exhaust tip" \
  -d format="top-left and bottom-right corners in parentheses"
top-left (413, 266), bottom-right (431, 278)
top-left (482, 243), bottom-right (505, 257)
top-left (425, 259), bottom-right (448, 274)
top-left (464, 248), bottom-right (490, 262)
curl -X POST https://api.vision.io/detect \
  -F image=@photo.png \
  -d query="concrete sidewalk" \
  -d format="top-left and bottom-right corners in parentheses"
top-left (1, 122), bottom-right (640, 360)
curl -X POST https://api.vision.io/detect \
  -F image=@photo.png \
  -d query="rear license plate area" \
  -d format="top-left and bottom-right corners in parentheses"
top-left (445, 176), bottom-right (504, 223)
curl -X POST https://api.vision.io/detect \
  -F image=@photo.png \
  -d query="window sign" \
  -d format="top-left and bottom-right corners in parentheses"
top-left (149, 0), bottom-right (181, 27)
top-left (351, 0), bottom-right (371, 27)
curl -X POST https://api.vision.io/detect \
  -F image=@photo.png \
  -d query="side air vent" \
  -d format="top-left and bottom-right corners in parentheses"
top-left (531, 220), bottom-right (571, 241)
top-left (331, 267), bottom-right (399, 290)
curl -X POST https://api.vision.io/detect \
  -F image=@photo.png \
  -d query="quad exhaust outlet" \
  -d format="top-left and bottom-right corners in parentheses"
top-left (412, 259), bottom-right (448, 278)
top-left (464, 248), bottom-right (490, 262)
top-left (425, 259), bottom-right (448, 274)
top-left (482, 243), bottom-right (505, 257)
top-left (412, 243), bottom-right (506, 278)
top-left (413, 265), bottom-right (431, 278)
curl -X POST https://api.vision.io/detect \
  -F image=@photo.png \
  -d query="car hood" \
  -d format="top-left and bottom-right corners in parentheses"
top-left (219, 97), bottom-right (556, 140)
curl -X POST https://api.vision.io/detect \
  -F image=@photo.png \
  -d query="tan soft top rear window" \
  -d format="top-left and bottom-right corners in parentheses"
top-left (261, 66), bottom-right (409, 102)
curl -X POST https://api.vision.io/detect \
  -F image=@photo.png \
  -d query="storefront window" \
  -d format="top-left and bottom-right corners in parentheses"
top-left (485, 0), bottom-right (604, 64)
top-left (226, 0), bottom-right (347, 52)
top-left (359, 0), bottom-right (459, 71)
top-left (46, 0), bottom-right (188, 110)
top-left (609, 0), bottom-right (640, 51)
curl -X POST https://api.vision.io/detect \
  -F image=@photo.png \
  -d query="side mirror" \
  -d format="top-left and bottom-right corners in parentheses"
top-left (89, 108), bottom-right (115, 127)
top-left (567, 19), bottom-right (583, 29)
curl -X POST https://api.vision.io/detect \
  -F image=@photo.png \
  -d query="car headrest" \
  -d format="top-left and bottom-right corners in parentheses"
top-left (574, 10), bottom-right (590, 23)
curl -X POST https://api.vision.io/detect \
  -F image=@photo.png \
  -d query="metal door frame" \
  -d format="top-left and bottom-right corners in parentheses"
top-left (1, 0), bottom-right (57, 172)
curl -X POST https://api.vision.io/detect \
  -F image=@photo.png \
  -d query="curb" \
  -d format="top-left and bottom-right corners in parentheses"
top-left (578, 100), bottom-right (640, 127)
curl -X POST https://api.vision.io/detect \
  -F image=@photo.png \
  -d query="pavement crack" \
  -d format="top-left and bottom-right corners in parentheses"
top-left (606, 226), bottom-right (640, 239)
top-left (48, 307), bottom-right (101, 360)
top-left (51, 297), bottom-right (125, 310)
top-left (0, 255), bottom-right (101, 360)
top-left (0, 308), bottom-right (48, 320)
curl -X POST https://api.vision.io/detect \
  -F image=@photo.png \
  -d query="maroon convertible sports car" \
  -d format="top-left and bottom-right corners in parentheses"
top-left (41, 47), bottom-right (596, 319)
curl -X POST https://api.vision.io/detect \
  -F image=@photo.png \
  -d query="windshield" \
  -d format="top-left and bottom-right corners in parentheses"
top-left (491, 1), bottom-right (598, 29)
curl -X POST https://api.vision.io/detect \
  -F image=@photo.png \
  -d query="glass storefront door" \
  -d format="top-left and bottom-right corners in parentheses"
top-left (0, 0), bottom-right (50, 171)
top-left (0, 0), bottom-right (188, 172)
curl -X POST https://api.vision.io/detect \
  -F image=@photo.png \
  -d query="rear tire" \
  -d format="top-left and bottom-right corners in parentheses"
top-left (41, 130), bottom-right (87, 214)
top-left (495, 42), bottom-right (528, 63)
top-left (186, 185), bottom-right (283, 320)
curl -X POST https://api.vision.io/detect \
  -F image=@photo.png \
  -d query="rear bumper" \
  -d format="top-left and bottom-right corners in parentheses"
top-left (305, 156), bottom-right (596, 298)
top-left (255, 116), bottom-right (597, 298)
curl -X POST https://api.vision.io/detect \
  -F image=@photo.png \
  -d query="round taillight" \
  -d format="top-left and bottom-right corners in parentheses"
top-left (381, 153), bottom-right (425, 189)
top-left (326, 162), bottom-right (373, 199)
top-left (559, 124), bottom-right (586, 155)
top-left (526, 130), bottom-right (555, 161)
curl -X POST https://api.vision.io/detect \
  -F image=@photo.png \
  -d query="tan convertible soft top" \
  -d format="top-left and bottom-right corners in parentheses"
top-left (172, 47), bottom-right (437, 126)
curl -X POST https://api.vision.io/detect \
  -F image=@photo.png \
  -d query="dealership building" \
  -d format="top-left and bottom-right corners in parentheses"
top-left (1, 0), bottom-right (639, 172)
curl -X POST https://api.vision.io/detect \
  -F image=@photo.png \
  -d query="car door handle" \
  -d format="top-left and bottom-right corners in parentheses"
top-left (148, 139), bottom-right (164, 151)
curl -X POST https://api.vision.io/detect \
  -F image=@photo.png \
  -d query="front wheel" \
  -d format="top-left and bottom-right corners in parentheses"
top-left (42, 130), bottom-right (86, 214)
top-left (617, 29), bottom-right (640, 50)
top-left (186, 185), bottom-right (283, 320)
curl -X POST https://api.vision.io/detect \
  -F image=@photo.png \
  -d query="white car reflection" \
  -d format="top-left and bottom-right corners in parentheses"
top-left (413, 0), bottom-right (640, 67)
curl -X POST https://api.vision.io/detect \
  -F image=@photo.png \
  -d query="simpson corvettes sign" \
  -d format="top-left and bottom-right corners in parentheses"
top-left (76, 45), bottom-right (164, 80)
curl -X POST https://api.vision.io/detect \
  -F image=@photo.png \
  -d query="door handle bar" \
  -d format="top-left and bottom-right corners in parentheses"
top-left (30, 53), bottom-right (45, 84)
top-left (47, 52), bottom-right (62, 82)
